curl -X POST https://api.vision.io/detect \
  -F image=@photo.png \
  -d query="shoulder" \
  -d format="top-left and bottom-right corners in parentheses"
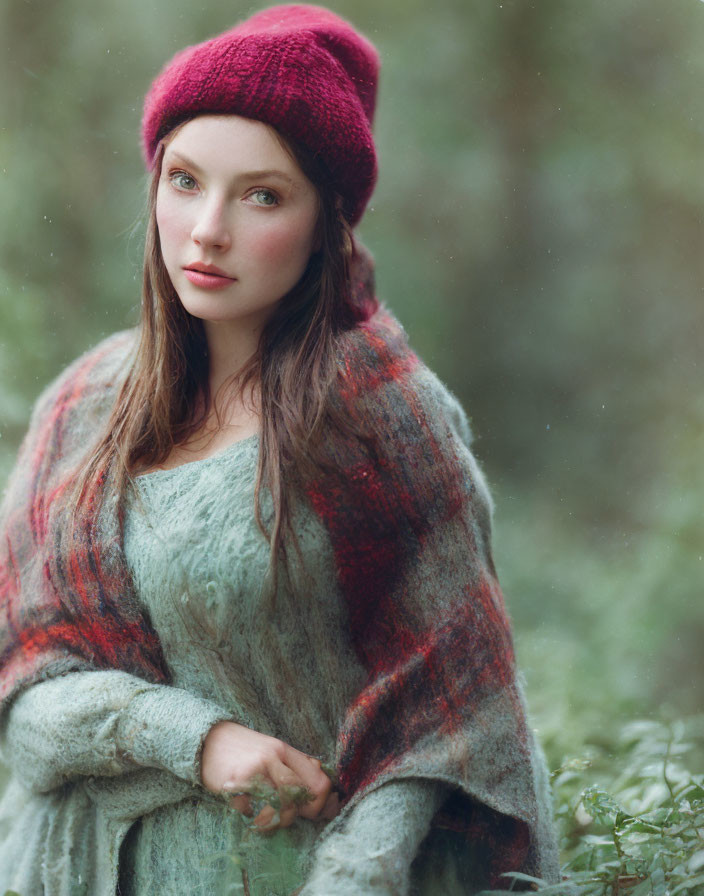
top-left (336, 306), bottom-right (474, 451)
top-left (12, 329), bottom-right (139, 476)
top-left (1, 328), bottom-right (138, 516)
top-left (334, 307), bottom-right (495, 516)
top-left (30, 328), bottom-right (138, 432)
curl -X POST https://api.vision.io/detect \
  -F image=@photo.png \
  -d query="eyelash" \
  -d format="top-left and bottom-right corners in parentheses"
top-left (247, 188), bottom-right (280, 207)
top-left (168, 170), bottom-right (197, 192)
top-left (166, 170), bottom-right (280, 207)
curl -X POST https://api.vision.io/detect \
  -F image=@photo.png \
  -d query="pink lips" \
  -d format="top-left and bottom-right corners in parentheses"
top-left (183, 265), bottom-right (236, 290)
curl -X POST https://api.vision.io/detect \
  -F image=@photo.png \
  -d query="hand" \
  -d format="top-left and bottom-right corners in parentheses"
top-left (200, 721), bottom-right (341, 832)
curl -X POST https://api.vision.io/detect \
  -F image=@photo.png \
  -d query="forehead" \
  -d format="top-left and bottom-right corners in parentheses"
top-left (162, 114), bottom-right (299, 175)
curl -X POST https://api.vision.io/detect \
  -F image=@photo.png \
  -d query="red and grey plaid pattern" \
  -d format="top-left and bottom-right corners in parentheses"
top-left (0, 288), bottom-right (558, 888)
top-left (305, 310), bottom-right (552, 885)
top-left (0, 333), bottom-right (170, 705)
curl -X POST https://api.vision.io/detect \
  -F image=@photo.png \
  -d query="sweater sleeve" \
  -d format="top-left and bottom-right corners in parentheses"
top-left (300, 778), bottom-right (449, 896)
top-left (0, 669), bottom-right (234, 794)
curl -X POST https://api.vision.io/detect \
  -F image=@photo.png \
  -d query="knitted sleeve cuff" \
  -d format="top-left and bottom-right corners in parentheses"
top-left (115, 679), bottom-right (233, 787)
top-left (300, 777), bottom-right (449, 896)
top-left (0, 669), bottom-right (234, 794)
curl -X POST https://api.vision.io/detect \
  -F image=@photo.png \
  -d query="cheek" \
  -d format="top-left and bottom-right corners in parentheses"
top-left (155, 193), bottom-right (187, 255)
top-left (248, 215), bottom-right (318, 269)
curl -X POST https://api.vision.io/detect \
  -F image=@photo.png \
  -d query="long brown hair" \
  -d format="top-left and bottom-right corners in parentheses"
top-left (67, 118), bottom-right (361, 607)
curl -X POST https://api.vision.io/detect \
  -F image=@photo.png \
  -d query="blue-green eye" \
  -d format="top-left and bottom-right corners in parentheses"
top-left (249, 189), bottom-right (278, 206)
top-left (169, 171), bottom-right (197, 191)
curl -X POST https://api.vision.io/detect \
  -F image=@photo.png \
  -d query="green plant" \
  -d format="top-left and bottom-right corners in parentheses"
top-left (484, 717), bottom-right (704, 895)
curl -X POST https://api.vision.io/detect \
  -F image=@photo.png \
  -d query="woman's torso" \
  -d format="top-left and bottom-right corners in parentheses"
top-left (118, 434), bottom-right (366, 896)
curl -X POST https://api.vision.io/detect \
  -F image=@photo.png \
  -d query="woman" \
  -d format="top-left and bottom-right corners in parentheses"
top-left (0, 5), bottom-right (561, 895)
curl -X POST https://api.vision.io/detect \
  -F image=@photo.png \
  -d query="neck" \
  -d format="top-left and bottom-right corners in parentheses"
top-left (203, 317), bottom-right (264, 400)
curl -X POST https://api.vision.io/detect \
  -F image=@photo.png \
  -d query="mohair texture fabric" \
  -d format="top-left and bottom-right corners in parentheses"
top-left (0, 439), bottom-right (450, 895)
top-left (0, 245), bottom-right (561, 891)
top-left (116, 432), bottom-right (455, 894)
top-left (141, 3), bottom-right (379, 226)
top-left (0, 670), bottom-right (236, 895)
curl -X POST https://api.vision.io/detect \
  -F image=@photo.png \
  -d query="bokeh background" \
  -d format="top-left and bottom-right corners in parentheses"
top-left (1, 0), bottom-right (703, 873)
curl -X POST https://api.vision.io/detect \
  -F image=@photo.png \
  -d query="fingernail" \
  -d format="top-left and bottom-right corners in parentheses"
top-left (258, 810), bottom-right (280, 830)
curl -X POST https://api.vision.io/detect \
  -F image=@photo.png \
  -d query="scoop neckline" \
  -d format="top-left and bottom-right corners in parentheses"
top-left (131, 432), bottom-right (259, 482)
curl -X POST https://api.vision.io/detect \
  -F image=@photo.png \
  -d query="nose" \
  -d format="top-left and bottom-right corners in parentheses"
top-left (190, 197), bottom-right (232, 252)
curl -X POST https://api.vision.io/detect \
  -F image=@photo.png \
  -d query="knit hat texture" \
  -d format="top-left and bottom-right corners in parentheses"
top-left (141, 3), bottom-right (380, 226)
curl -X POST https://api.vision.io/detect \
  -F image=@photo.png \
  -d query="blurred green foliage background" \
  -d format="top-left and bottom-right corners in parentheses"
top-left (1, 0), bottom-right (702, 863)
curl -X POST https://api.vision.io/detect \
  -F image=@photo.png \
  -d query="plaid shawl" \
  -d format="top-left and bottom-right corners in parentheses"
top-left (0, 251), bottom-right (560, 890)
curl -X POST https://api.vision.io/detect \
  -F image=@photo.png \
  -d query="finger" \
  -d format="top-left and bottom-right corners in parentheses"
top-left (222, 783), bottom-right (254, 817)
top-left (281, 752), bottom-right (331, 819)
top-left (321, 790), bottom-right (341, 820)
top-left (230, 794), bottom-right (253, 817)
top-left (265, 756), bottom-right (310, 810)
top-left (281, 745), bottom-right (322, 780)
top-left (278, 804), bottom-right (298, 828)
top-left (252, 804), bottom-right (280, 833)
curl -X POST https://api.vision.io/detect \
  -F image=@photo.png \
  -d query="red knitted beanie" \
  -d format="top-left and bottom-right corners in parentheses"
top-left (141, 3), bottom-right (380, 227)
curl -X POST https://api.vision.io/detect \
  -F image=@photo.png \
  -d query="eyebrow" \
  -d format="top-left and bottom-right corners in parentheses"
top-left (164, 150), bottom-right (295, 185)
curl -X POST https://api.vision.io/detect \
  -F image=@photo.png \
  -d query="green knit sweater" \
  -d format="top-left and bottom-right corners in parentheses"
top-left (0, 433), bottom-right (486, 896)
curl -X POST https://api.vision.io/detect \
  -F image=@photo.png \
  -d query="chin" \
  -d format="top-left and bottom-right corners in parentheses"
top-left (179, 297), bottom-right (281, 331)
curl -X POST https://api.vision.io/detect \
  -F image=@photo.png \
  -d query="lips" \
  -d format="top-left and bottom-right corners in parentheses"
top-left (183, 262), bottom-right (236, 290)
top-left (184, 262), bottom-right (234, 278)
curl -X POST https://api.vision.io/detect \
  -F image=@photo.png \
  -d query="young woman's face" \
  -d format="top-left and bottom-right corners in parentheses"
top-left (156, 114), bottom-right (320, 334)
